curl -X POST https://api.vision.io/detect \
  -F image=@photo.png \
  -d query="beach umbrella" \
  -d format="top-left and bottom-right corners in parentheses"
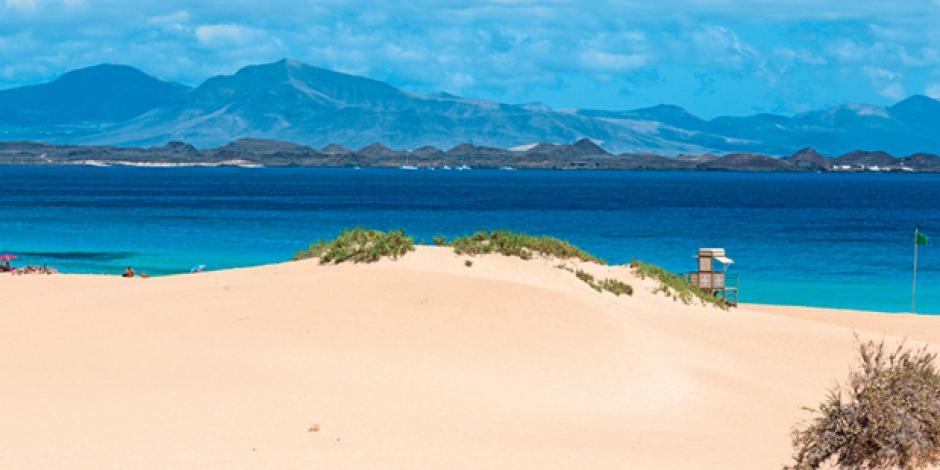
top-left (0, 254), bottom-right (15, 261)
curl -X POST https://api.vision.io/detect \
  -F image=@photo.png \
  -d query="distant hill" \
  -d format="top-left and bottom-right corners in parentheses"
top-left (698, 153), bottom-right (792, 172)
top-left (3, 59), bottom-right (940, 155)
top-left (3, 139), bottom-right (940, 172)
top-left (784, 148), bottom-right (831, 171)
top-left (0, 64), bottom-right (189, 126)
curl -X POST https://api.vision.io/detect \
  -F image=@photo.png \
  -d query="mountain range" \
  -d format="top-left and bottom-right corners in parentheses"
top-left (2, 59), bottom-right (940, 156)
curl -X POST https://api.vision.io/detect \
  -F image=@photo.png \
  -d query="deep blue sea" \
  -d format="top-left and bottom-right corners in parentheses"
top-left (1, 166), bottom-right (938, 313)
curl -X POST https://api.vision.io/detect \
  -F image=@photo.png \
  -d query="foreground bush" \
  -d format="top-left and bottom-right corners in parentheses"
top-left (786, 339), bottom-right (940, 470)
top-left (629, 259), bottom-right (727, 309)
top-left (294, 228), bottom-right (414, 264)
top-left (450, 230), bottom-right (605, 264)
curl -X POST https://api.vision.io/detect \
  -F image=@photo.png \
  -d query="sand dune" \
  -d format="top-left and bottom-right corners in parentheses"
top-left (2, 246), bottom-right (937, 469)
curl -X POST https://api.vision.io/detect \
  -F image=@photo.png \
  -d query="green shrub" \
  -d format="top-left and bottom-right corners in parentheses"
top-left (575, 269), bottom-right (602, 292)
top-left (786, 339), bottom-right (940, 470)
top-left (432, 235), bottom-right (447, 246)
top-left (293, 228), bottom-right (414, 264)
top-left (450, 230), bottom-right (605, 264)
top-left (630, 259), bottom-right (727, 309)
top-left (574, 269), bottom-right (632, 296)
top-left (598, 278), bottom-right (633, 296)
top-left (464, 260), bottom-right (473, 268)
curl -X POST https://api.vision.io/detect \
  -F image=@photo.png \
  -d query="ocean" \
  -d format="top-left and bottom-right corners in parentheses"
top-left (1, 166), bottom-right (938, 313)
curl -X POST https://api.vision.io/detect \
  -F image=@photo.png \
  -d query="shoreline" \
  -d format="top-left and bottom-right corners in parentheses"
top-left (65, 159), bottom-right (264, 168)
top-left (9, 262), bottom-right (929, 316)
top-left (741, 302), bottom-right (925, 317)
top-left (3, 162), bottom-right (940, 173)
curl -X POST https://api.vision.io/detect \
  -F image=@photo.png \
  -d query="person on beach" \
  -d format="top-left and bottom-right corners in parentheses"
top-left (122, 266), bottom-right (135, 278)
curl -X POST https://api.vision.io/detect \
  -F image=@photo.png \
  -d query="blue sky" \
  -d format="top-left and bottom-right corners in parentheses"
top-left (1, 0), bottom-right (939, 117)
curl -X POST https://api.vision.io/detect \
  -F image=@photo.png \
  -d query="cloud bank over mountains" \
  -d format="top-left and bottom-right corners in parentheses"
top-left (1, 0), bottom-right (939, 118)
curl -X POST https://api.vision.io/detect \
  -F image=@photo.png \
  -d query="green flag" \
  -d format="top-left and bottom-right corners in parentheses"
top-left (917, 229), bottom-right (929, 246)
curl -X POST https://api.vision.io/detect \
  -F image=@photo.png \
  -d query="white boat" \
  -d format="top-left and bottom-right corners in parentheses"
top-left (441, 165), bottom-right (452, 170)
top-left (455, 165), bottom-right (472, 171)
top-left (499, 166), bottom-right (516, 171)
top-left (400, 165), bottom-right (419, 170)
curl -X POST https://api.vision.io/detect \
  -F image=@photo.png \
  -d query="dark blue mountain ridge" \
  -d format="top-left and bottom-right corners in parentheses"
top-left (0, 64), bottom-right (190, 124)
top-left (1, 59), bottom-right (939, 155)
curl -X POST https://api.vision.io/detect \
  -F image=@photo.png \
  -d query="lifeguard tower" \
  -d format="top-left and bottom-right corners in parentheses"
top-left (686, 248), bottom-right (738, 306)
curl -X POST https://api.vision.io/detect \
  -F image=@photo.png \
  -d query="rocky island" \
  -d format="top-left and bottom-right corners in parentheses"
top-left (2, 138), bottom-right (939, 172)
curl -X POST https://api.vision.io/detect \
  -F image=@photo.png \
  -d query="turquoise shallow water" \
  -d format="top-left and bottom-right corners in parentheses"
top-left (1, 166), bottom-right (938, 313)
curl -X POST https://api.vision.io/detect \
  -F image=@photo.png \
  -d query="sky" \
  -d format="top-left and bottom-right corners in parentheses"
top-left (1, 0), bottom-right (939, 117)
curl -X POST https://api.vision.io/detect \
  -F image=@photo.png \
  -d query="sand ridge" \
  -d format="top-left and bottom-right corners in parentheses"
top-left (1, 246), bottom-right (937, 469)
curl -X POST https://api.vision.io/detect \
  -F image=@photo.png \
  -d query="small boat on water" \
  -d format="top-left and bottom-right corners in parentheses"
top-left (455, 165), bottom-right (472, 171)
top-left (441, 165), bottom-right (452, 170)
top-left (499, 166), bottom-right (516, 171)
top-left (400, 165), bottom-right (419, 170)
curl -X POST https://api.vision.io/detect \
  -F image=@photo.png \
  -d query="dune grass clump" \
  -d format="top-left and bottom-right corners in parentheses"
top-left (293, 228), bottom-right (414, 264)
top-left (574, 269), bottom-right (633, 296)
top-left (629, 259), bottom-right (727, 309)
top-left (786, 339), bottom-right (940, 470)
top-left (449, 230), bottom-right (605, 264)
top-left (598, 278), bottom-right (633, 296)
top-left (575, 269), bottom-right (599, 289)
top-left (432, 235), bottom-right (447, 246)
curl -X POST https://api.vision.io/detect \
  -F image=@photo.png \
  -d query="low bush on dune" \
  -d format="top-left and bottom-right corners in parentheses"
top-left (293, 228), bottom-right (415, 264)
top-left (449, 230), bottom-right (605, 264)
top-left (575, 269), bottom-right (597, 286)
top-left (786, 339), bottom-right (940, 470)
top-left (574, 269), bottom-right (633, 296)
top-left (597, 277), bottom-right (633, 296)
top-left (629, 259), bottom-right (727, 309)
top-left (294, 227), bottom-right (634, 296)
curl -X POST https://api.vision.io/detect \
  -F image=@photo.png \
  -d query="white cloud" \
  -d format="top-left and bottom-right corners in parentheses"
top-left (880, 82), bottom-right (907, 100)
top-left (579, 51), bottom-right (647, 72)
top-left (900, 47), bottom-right (940, 67)
top-left (195, 24), bottom-right (257, 46)
top-left (865, 66), bottom-right (901, 82)
top-left (690, 25), bottom-right (759, 68)
top-left (441, 72), bottom-right (475, 91)
top-left (150, 10), bottom-right (190, 26)
top-left (774, 47), bottom-right (827, 65)
top-left (864, 66), bottom-right (907, 100)
top-left (829, 40), bottom-right (870, 63)
top-left (4, 0), bottom-right (37, 10)
top-left (926, 83), bottom-right (940, 99)
top-left (382, 44), bottom-right (423, 62)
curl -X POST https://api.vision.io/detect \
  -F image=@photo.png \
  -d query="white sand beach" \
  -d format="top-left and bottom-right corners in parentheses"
top-left (2, 246), bottom-right (938, 469)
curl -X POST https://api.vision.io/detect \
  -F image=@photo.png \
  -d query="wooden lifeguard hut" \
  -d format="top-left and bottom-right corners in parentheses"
top-left (686, 248), bottom-right (738, 306)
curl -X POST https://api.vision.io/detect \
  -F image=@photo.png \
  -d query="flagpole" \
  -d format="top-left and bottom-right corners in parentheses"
top-left (913, 228), bottom-right (919, 314)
